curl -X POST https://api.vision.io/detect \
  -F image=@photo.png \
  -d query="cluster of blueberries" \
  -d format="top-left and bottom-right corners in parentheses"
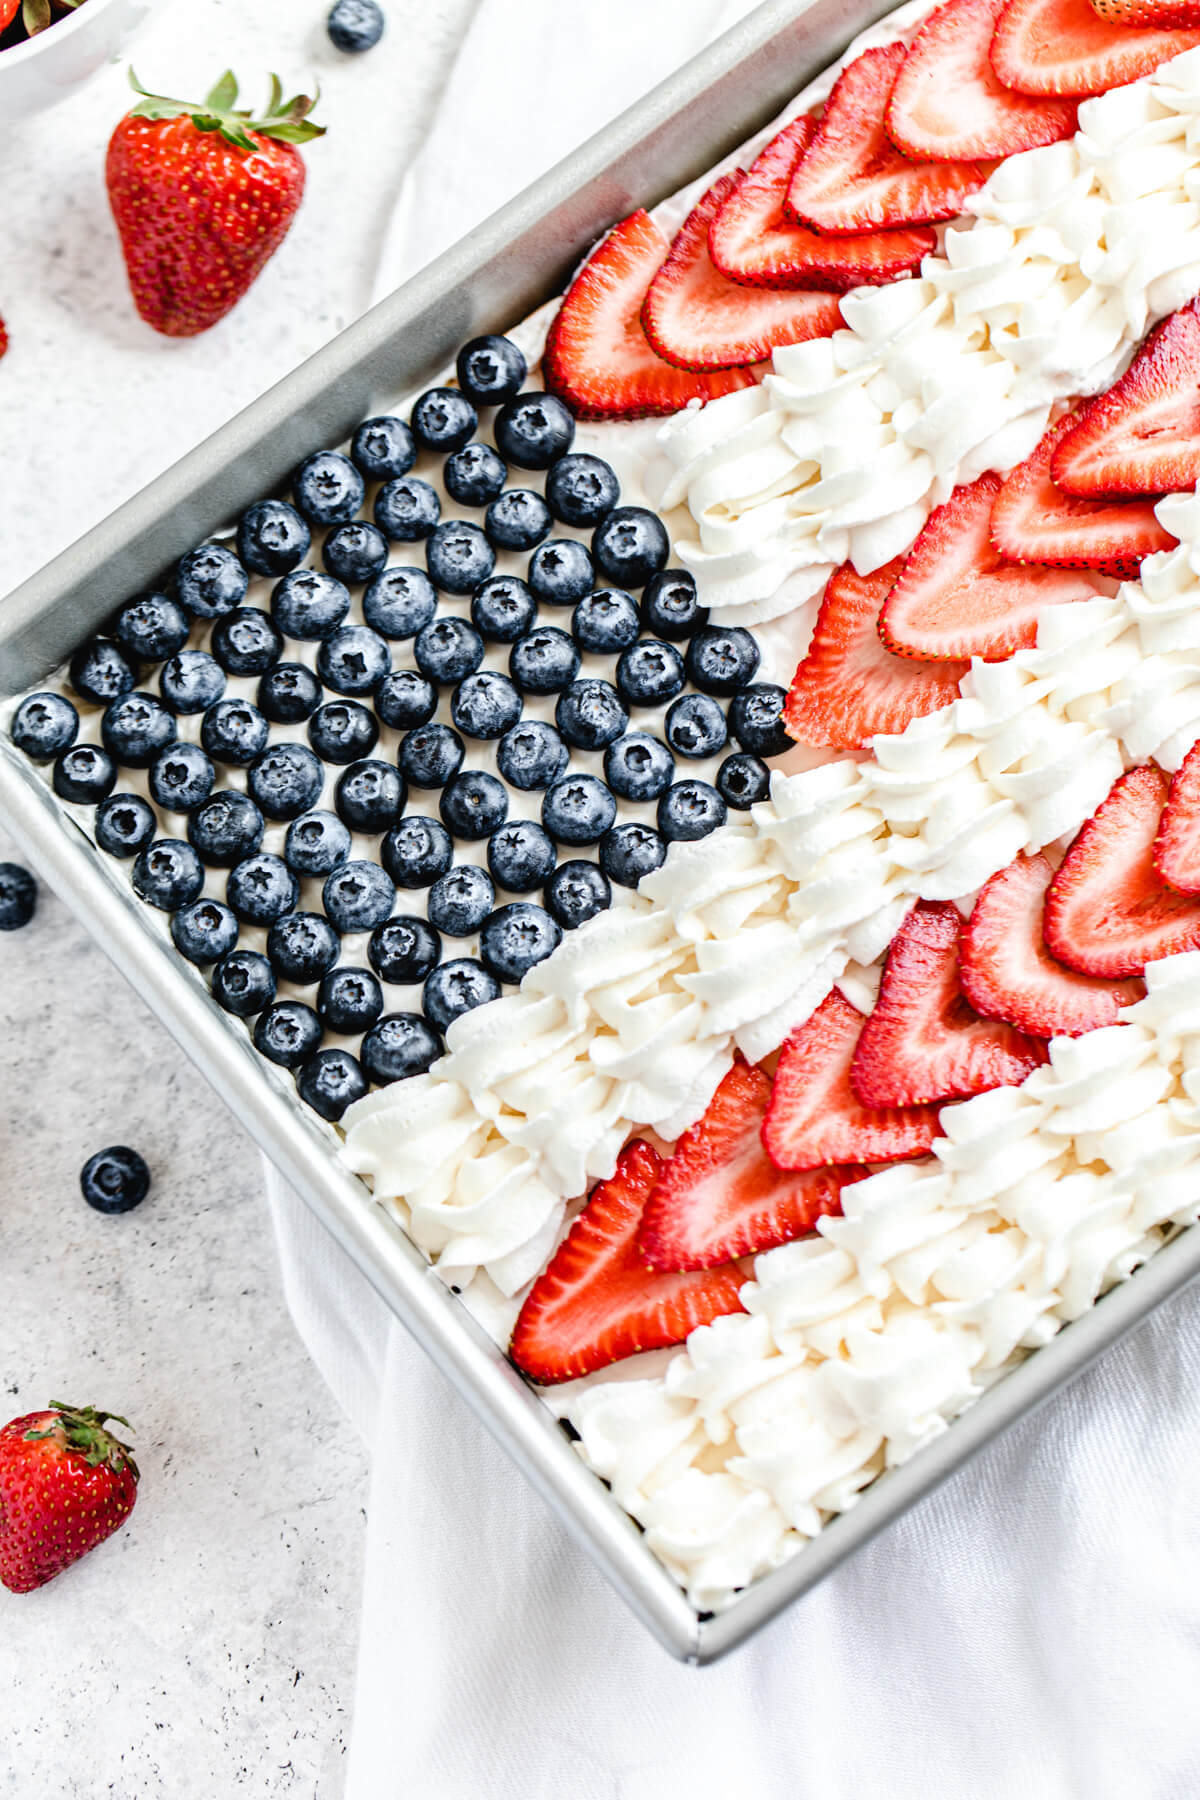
top-left (10, 334), bottom-right (788, 1124)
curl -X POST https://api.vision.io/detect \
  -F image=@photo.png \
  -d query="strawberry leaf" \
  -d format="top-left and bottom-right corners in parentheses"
top-left (22, 0), bottom-right (52, 33)
top-left (204, 69), bottom-right (240, 113)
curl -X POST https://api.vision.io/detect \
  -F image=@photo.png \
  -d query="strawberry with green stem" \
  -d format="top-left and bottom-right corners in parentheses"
top-left (0, 1401), bottom-right (140, 1594)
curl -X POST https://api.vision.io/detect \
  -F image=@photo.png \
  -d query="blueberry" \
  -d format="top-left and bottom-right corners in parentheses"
top-left (255, 1001), bottom-right (323, 1069)
top-left (363, 567), bottom-right (437, 640)
top-left (451, 671), bottom-right (522, 740)
top-left (69, 639), bottom-right (135, 706)
top-left (0, 863), bottom-right (36, 931)
top-left (160, 650), bottom-right (226, 715)
top-left (298, 1047), bottom-right (369, 1121)
top-left (171, 898), bottom-right (239, 966)
top-left (479, 902), bottom-right (562, 984)
top-left (665, 692), bottom-right (728, 760)
top-left (149, 743), bottom-right (215, 813)
top-left (317, 965), bottom-right (384, 1033)
top-left (494, 392), bottom-right (574, 469)
top-left (485, 489), bottom-right (552, 552)
top-left (426, 521), bottom-right (496, 596)
top-left (398, 722), bottom-right (465, 788)
top-left (487, 819), bottom-right (556, 892)
top-left (440, 770), bottom-right (508, 840)
top-left (317, 624), bottom-right (392, 696)
top-left (52, 744), bottom-right (117, 805)
top-left (327, 0), bottom-right (385, 52)
top-left (414, 617), bottom-right (483, 684)
top-left (361, 1013), bottom-right (442, 1084)
top-left (555, 679), bottom-right (627, 750)
top-left (323, 522), bottom-right (388, 585)
top-left (188, 791), bottom-right (264, 867)
top-left (80, 1146), bottom-right (150, 1215)
top-left (258, 662), bottom-right (322, 725)
top-left (175, 543), bottom-right (249, 620)
top-left (545, 859), bottom-right (611, 931)
top-left (508, 626), bottom-right (579, 696)
top-left (471, 575), bottom-right (537, 644)
top-left (375, 477), bottom-right (441, 542)
top-left (323, 861), bottom-right (396, 934)
top-left (427, 864), bottom-right (494, 937)
top-left (212, 948), bottom-right (276, 1018)
top-left (641, 569), bottom-right (707, 641)
top-left (308, 700), bottom-right (380, 765)
top-left (571, 588), bottom-right (640, 655)
top-left (456, 334), bottom-right (527, 407)
top-left (236, 500), bottom-right (311, 578)
top-left (728, 683), bottom-right (790, 758)
top-left (351, 415), bottom-right (415, 481)
top-left (375, 670), bottom-right (437, 731)
top-left (114, 593), bottom-right (189, 663)
top-left (293, 450), bottom-right (365, 526)
top-left (658, 779), bottom-right (727, 842)
top-left (132, 838), bottom-right (204, 910)
top-left (604, 732), bottom-right (675, 802)
top-left (367, 915), bottom-right (441, 985)
top-left (616, 638), bottom-right (686, 708)
top-left (592, 507), bottom-right (670, 589)
top-left (545, 453), bottom-right (620, 528)
top-left (528, 539), bottom-right (593, 607)
top-left (382, 816), bottom-right (454, 889)
top-left (411, 386), bottom-right (478, 454)
top-left (541, 774), bottom-right (616, 845)
top-left (11, 692), bottom-right (79, 762)
top-left (285, 810), bottom-right (352, 878)
top-left (717, 752), bottom-right (771, 810)
top-left (599, 822), bottom-right (666, 888)
top-left (423, 958), bottom-right (500, 1032)
top-left (334, 755), bottom-right (406, 833)
top-left (496, 720), bottom-right (568, 790)
top-left (227, 853), bottom-right (300, 925)
top-left (101, 691), bottom-right (177, 769)
top-left (211, 608), bottom-right (283, 676)
top-left (270, 569), bottom-right (351, 641)
top-left (267, 912), bottom-right (341, 984)
top-left (95, 793), bottom-right (156, 858)
top-left (248, 743), bottom-right (324, 821)
top-left (201, 698), bottom-right (270, 767)
top-left (686, 625), bottom-right (760, 696)
top-left (444, 443), bottom-right (507, 507)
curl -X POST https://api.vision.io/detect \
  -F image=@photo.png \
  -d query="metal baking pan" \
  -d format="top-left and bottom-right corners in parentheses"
top-left (5, 0), bottom-right (1200, 1664)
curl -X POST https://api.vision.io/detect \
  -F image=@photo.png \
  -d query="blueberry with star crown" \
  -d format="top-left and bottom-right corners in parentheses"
top-left (227, 854), bottom-right (300, 926)
top-left (426, 521), bottom-right (495, 595)
top-left (201, 698), bottom-right (270, 767)
top-left (326, 0), bottom-right (385, 54)
top-left (451, 671), bottom-right (522, 740)
top-left (427, 865), bottom-right (494, 937)
top-left (255, 1001), bottom-right (323, 1069)
top-left (270, 569), bottom-right (351, 641)
top-left (323, 522), bottom-right (388, 586)
top-left (456, 334), bottom-right (527, 407)
top-left (545, 453), bottom-right (619, 528)
top-left (592, 507), bottom-right (669, 590)
top-left (352, 415), bottom-right (415, 482)
top-left (317, 625), bottom-right (391, 696)
top-left (487, 820), bottom-right (556, 893)
top-left (69, 639), bottom-right (136, 706)
top-left (545, 859), bottom-right (611, 931)
top-left (479, 903), bottom-right (562, 985)
top-left (293, 450), bottom-right (365, 526)
top-left (95, 794), bottom-right (157, 858)
top-left (658, 779), bottom-right (727, 843)
top-left (641, 569), bottom-right (707, 641)
top-left (363, 567), bottom-right (437, 640)
top-left (101, 692), bottom-right (177, 769)
top-left (257, 662), bottom-right (322, 725)
top-left (212, 949), bottom-right (277, 1019)
top-left (375, 476), bottom-right (440, 542)
top-left (604, 733), bottom-right (674, 803)
top-left (411, 387), bottom-right (477, 454)
top-left (496, 720), bottom-right (567, 791)
top-left (53, 745), bottom-right (117, 806)
top-left (471, 575), bottom-right (537, 645)
top-left (571, 589), bottom-right (639, 656)
top-left (423, 958), bottom-right (500, 1032)
top-left (114, 593), bottom-right (189, 663)
top-left (323, 862), bottom-right (396, 934)
top-left (398, 723), bottom-right (465, 789)
top-left (440, 771), bottom-right (508, 841)
top-left (717, 752), bottom-right (770, 810)
top-left (686, 625), bottom-right (760, 696)
top-left (298, 1048), bottom-right (368, 1121)
top-left (599, 822), bottom-right (666, 889)
top-left (335, 760), bottom-right (406, 833)
top-left (132, 838), bottom-right (204, 911)
top-left (160, 651), bottom-right (226, 715)
top-left (211, 608), bottom-right (283, 677)
top-left (175, 543), bottom-right (248, 620)
top-left (381, 816), bottom-right (454, 889)
top-left (171, 899), bottom-right (240, 967)
top-left (375, 670), bottom-right (438, 731)
top-left (148, 743), bottom-right (215, 814)
top-left (361, 1014), bottom-right (442, 1084)
top-left (188, 791), bottom-right (265, 867)
top-left (308, 700), bottom-right (380, 765)
top-left (528, 539), bottom-right (593, 608)
top-left (317, 966), bottom-right (384, 1035)
top-left (267, 914), bottom-right (341, 986)
top-left (485, 489), bottom-right (552, 552)
top-left (494, 392), bottom-right (574, 468)
top-left (11, 693), bottom-right (79, 763)
top-left (509, 627), bottom-right (579, 697)
top-left (368, 916), bottom-right (441, 986)
top-left (284, 810), bottom-right (352, 878)
top-left (542, 774), bottom-right (616, 846)
top-left (248, 743), bottom-right (325, 821)
top-left (444, 443), bottom-right (507, 508)
top-left (236, 500), bottom-right (310, 577)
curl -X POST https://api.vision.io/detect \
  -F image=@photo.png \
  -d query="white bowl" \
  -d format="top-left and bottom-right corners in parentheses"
top-left (0, 0), bottom-right (164, 124)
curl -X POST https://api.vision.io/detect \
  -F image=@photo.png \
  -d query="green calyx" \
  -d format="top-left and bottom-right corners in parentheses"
top-left (24, 1402), bottom-right (140, 1483)
top-left (22, 0), bottom-right (85, 35)
top-left (125, 68), bottom-right (326, 152)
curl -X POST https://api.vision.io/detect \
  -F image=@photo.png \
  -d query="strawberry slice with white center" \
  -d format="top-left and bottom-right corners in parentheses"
top-left (1045, 764), bottom-right (1200, 976)
top-left (787, 43), bottom-right (995, 235)
top-left (887, 0), bottom-right (1078, 159)
top-left (783, 558), bottom-right (969, 750)
top-left (960, 852), bottom-right (1144, 1037)
top-left (1155, 740), bottom-right (1200, 893)
top-left (637, 1056), bottom-right (861, 1272)
top-left (880, 472), bottom-right (1097, 661)
top-left (509, 1139), bottom-right (746, 1386)
top-left (990, 0), bottom-right (1200, 96)
top-left (761, 991), bottom-right (943, 1171)
top-left (542, 211), bottom-right (761, 421)
top-left (1088, 0), bottom-right (1200, 22)
top-left (851, 901), bottom-right (1048, 1107)
top-left (990, 415), bottom-right (1177, 578)
top-left (708, 113), bottom-right (936, 291)
top-left (1051, 304), bottom-right (1200, 499)
top-left (641, 171), bottom-right (842, 372)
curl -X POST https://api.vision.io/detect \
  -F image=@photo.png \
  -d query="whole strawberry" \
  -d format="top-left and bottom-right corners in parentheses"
top-left (106, 71), bottom-right (325, 339)
top-left (0, 1401), bottom-right (139, 1593)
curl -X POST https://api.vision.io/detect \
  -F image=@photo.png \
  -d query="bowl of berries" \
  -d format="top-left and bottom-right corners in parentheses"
top-left (0, 0), bottom-right (165, 124)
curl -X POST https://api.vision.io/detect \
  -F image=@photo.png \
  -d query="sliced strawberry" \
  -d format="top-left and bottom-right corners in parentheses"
top-left (887, 0), bottom-right (1077, 159)
top-left (0, 315), bottom-right (7, 360)
top-left (783, 558), bottom-right (968, 750)
top-left (1155, 741), bottom-right (1200, 894)
top-left (851, 901), bottom-right (1048, 1107)
top-left (961, 852), bottom-right (1144, 1037)
top-left (990, 0), bottom-right (1200, 96)
top-left (637, 1056), bottom-right (860, 1272)
top-left (542, 211), bottom-right (760, 421)
top-left (1088, 0), bottom-right (1200, 22)
top-left (1051, 305), bottom-right (1200, 499)
top-left (1045, 764), bottom-right (1200, 976)
top-left (786, 44), bottom-right (994, 235)
top-left (708, 113), bottom-right (936, 292)
top-left (761, 991), bottom-right (943, 1171)
top-left (641, 172), bottom-right (841, 373)
top-left (509, 1139), bottom-right (746, 1385)
top-left (990, 415), bottom-right (1177, 578)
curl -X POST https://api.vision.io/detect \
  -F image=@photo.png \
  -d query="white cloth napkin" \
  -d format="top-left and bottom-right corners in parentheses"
top-left (268, 5), bottom-right (1200, 1794)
